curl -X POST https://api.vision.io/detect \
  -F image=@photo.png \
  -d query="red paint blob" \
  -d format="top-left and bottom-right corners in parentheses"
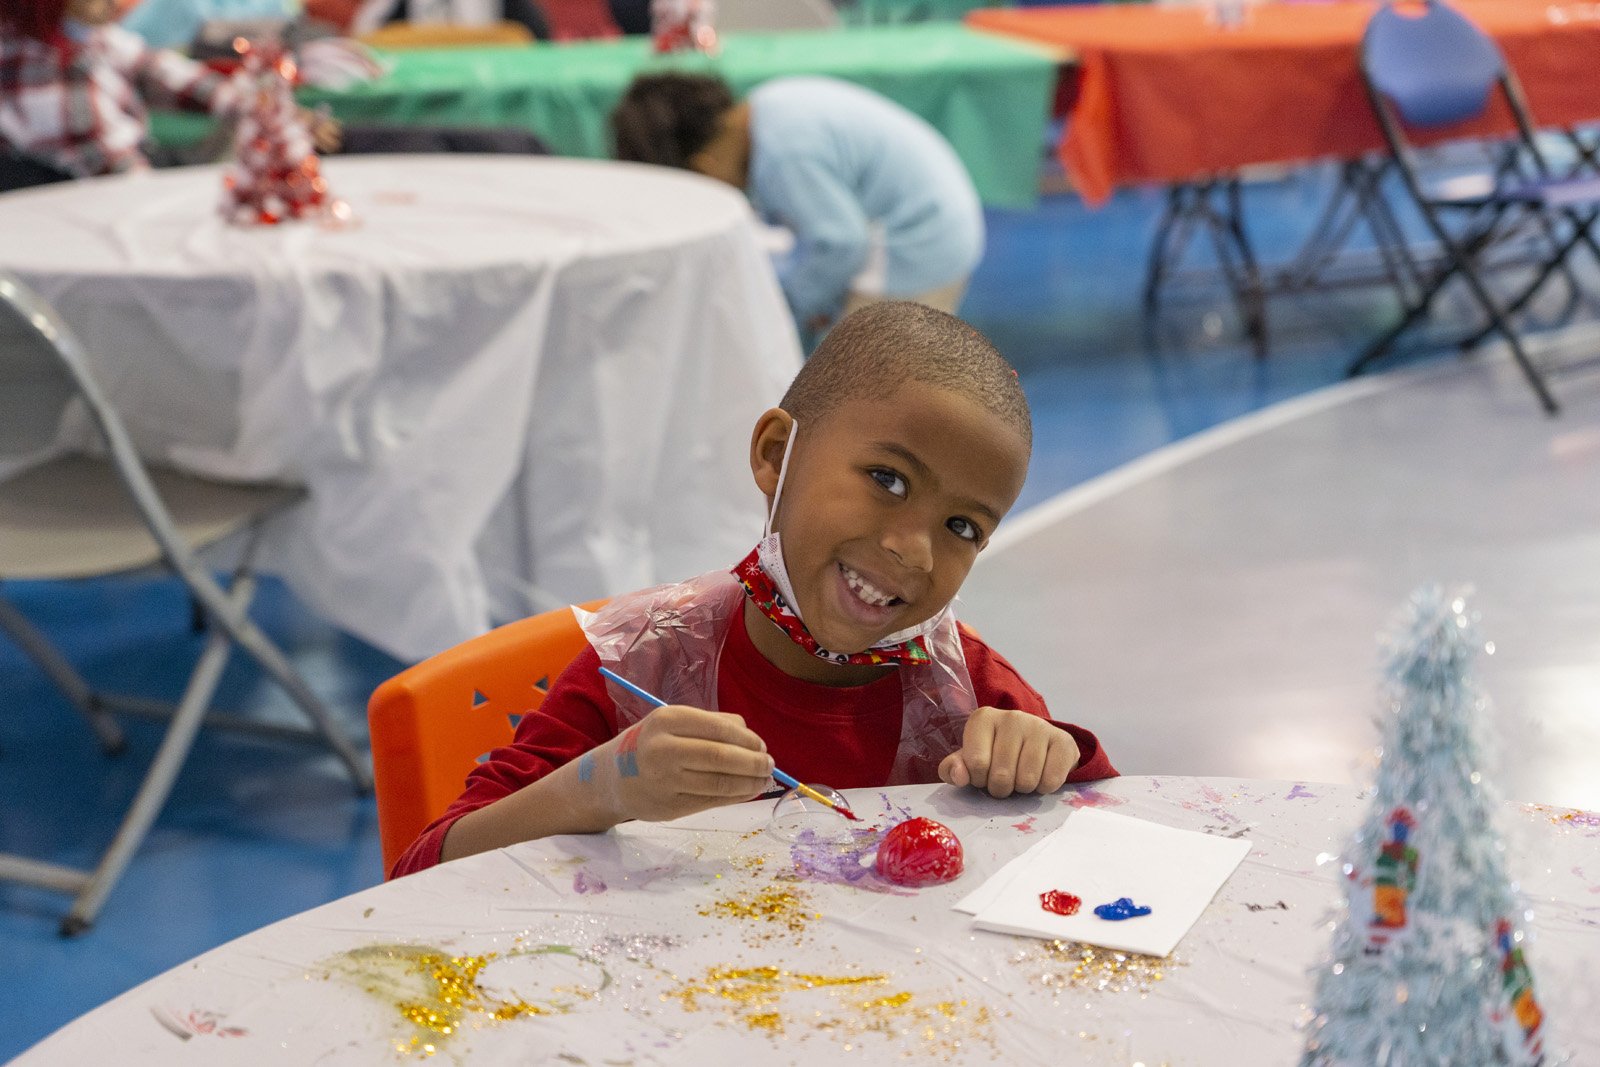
top-left (874, 817), bottom-right (964, 886)
top-left (1039, 890), bottom-right (1082, 916)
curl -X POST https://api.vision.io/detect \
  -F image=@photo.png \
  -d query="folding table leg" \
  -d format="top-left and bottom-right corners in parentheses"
top-left (1219, 179), bottom-right (1268, 359)
top-left (1143, 179), bottom-right (1270, 357)
top-left (1143, 184), bottom-right (1198, 316)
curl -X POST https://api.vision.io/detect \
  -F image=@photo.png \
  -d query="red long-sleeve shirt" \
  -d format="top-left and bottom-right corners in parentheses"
top-left (392, 616), bottom-right (1115, 878)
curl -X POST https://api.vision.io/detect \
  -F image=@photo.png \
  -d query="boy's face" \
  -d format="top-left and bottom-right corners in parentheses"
top-left (751, 381), bottom-right (1029, 656)
top-left (66, 0), bottom-right (119, 25)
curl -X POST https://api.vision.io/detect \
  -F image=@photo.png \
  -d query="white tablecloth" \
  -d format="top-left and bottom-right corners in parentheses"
top-left (14, 777), bottom-right (1599, 1064)
top-left (0, 157), bottom-right (802, 660)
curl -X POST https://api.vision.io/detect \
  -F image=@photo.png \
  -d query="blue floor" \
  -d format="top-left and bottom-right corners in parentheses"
top-left (0, 167), bottom-right (1453, 1060)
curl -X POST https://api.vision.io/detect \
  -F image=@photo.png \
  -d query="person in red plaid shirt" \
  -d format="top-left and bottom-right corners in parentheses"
top-left (0, 0), bottom-right (244, 178)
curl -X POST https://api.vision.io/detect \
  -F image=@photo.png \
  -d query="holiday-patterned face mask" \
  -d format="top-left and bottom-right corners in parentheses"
top-left (732, 417), bottom-right (946, 668)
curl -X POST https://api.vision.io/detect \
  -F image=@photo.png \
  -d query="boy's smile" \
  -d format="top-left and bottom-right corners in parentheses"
top-left (748, 380), bottom-right (1030, 685)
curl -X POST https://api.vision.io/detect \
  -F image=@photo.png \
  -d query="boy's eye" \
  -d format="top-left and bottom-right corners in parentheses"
top-left (870, 468), bottom-right (907, 497)
top-left (947, 517), bottom-right (982, 543)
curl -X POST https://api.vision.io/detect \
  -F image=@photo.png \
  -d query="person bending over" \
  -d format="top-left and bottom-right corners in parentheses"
top-left (611, 72), bottom-right (984, 342)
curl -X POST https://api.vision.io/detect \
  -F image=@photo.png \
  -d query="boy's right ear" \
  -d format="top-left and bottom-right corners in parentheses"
top-left (749, 407), bottom-right (794, 499)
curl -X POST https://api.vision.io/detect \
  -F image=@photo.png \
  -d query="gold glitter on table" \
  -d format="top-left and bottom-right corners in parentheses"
top-left (698, 883), bottom-right (821, 937)
top-left (1012, 939), bottom-right (1180, 996)
top-left (663, 964), bottom-right (995, 1055)
top-left (322, 943), bottom-right (609, 1057)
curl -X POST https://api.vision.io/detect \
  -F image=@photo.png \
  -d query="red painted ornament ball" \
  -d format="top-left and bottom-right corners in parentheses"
top-left (874, 817), bottom-right (964, 886)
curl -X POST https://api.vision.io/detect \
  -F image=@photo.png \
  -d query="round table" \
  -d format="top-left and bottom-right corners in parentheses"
top-left (12, 777), bottom-right (1598, 1064)
top-left (0, 156), bottom-right (802, 661)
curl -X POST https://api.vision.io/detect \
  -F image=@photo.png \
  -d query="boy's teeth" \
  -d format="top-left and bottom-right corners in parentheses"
top-left (842, 565), bottom-right (895, 607)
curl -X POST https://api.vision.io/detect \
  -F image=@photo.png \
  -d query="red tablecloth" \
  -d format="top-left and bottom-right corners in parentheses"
top-left (969, 1), bottom-right (1600, 205)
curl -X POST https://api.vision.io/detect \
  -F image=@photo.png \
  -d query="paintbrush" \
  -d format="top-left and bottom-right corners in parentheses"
top-left (597, 666), bottom-right (860, 821)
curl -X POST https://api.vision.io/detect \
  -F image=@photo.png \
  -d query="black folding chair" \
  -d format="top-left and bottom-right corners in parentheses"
top-left (0, 148), bottom-right (71, 193)
top-left (1349, 0), bottom-right (1600, 414)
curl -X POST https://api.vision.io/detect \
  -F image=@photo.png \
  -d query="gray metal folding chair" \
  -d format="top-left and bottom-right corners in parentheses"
top-left (0, 271), bottom-right (371, 936)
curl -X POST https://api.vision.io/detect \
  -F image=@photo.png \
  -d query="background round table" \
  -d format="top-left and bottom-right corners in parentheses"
top-left (11, 777), bottom-right (1598, 1064)
top-left (0, 156), bottom-right (802, 660)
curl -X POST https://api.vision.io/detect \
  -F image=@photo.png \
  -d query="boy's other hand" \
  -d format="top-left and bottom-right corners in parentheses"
top-left (599, 705), bottom-right (775, 823)
top-left (938, 706), bottom-right (1078, 799)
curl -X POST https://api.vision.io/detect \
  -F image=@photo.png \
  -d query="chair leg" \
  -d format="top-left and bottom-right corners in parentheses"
top-left (0, 597), bottom-right (125, 755)
top-left (1446, 249), bottom-right (1561, 415)
top-left (58, 585), bottom-right (241, 936)
top-left (194, 564), bottom-right (373, 794)
top-left (1346, 259), bottom-right (1458, 377)
top-left (1457, 214), bottom-right (1592, 352)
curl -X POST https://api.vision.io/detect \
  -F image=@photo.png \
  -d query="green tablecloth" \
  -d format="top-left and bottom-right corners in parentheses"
top-left (153, 23), bottom-right (1057, 207)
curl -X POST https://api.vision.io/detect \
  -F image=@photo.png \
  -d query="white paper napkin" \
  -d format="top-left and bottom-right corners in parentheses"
top-left (962, 808), bottom-right (1250, 956)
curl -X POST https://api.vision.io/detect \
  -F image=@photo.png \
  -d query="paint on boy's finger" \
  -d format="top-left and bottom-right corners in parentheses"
top-left (616, 725), bottom-right (642, 778)
top-left (577, 752), bottom-right (596, 782)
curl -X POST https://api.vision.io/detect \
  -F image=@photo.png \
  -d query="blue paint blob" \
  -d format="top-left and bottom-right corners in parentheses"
top-left (1093, 896), bottom-right (1152, 921)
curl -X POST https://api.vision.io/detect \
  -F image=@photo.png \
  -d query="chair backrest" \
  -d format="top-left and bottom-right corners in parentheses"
top-left (358, 19), bottom-right (533, 46)
top-left (1362, 0), bottom-right (1504, 129)
top-left (0, 272), bottom-right (226, 588)
top-left (367, 599), bottom-right (608, 875)
top-left (0, 274), bottom-right (78, 464)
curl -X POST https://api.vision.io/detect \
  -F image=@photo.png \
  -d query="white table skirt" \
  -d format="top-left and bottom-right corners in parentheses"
top-left (13, 777), bottom-right (1599, 1064)
top-left (0, 156), bottom-right (802, 660)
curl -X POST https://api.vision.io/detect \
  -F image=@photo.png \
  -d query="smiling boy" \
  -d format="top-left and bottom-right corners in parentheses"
top-left (392, 302), bottom-right (1114, 877)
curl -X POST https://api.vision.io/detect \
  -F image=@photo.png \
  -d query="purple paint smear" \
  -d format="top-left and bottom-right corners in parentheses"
top-left (573, 869), bottom-right (607, 894)
top-left (877, 792), bottom-right (916, 822)
top-left (1286, 783), bottom-right (1316, 800)
top-left (1066, 787), bottom-right (1126, 809)
top-left (788, 826), bottom-right (913, 895)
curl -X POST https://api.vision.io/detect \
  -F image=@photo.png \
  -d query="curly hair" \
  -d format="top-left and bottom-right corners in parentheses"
top-left (0, 0), bottom-right (70, 40)
top-left (781, 302), bottom-right (1033, 452)
top-left (610, 72), bottom-right (735, 169)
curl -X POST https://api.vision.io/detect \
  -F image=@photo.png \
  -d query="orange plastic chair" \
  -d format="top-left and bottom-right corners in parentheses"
top-left (358, 20), bottom-right (535, 48)
top-left (368, 599), bottom-right (607, 876)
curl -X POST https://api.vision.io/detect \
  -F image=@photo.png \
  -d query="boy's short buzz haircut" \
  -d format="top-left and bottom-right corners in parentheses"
top-left (610, 72), bottom-right (735, 169)
top-left (780, 302), bottom-right (1033, 451)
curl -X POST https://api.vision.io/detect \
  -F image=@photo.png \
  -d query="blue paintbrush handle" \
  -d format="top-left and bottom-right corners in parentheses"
top-left (598, 667), bottom-right (666, 708)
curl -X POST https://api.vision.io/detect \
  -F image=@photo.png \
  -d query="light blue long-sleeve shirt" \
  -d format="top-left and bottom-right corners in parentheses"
top-left (122, 0), bottom-right (295, 50)
top-left (746, 76), bottom-right (984, 324)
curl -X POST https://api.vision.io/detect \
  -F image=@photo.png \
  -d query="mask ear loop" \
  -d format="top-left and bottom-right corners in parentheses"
top-left (763, 417), bottom-right (798, 538)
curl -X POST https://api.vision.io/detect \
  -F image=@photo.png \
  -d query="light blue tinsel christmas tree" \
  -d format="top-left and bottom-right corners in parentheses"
top-left (1301, 586), bottom-right (1546, 1067)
